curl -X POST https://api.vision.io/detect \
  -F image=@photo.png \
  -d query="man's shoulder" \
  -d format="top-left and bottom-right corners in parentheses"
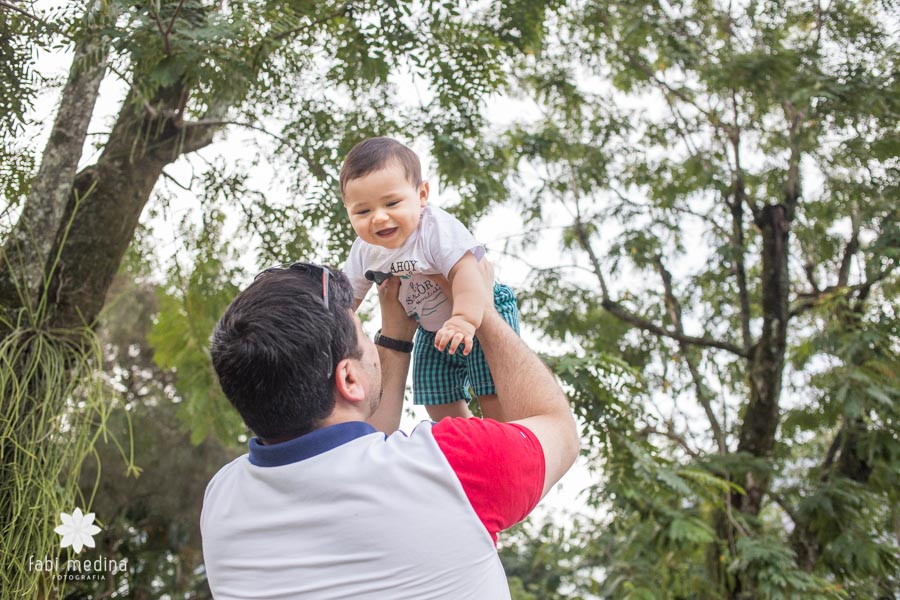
top-left (205, 454), bottom-right (249, 491)
top-left (426, 418), bottom-right (546, 543)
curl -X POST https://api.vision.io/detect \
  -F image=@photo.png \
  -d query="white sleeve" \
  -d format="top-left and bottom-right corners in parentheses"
top-left (343, 238), bottom-right (373, 301)
top-left (422, 208), bottom-right (485, 278)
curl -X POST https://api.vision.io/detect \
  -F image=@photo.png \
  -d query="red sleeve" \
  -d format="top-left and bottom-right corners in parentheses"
top-left (432, 418), bottom-right (545, 544)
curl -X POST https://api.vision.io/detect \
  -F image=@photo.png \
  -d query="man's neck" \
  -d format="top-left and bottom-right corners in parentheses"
top-left (260, 412), bottom-right (366, 445)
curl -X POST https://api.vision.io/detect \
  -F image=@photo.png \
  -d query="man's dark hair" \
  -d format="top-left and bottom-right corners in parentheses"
top-left (210, 267), bottom-right (361, 440)
top-left (339, 137), bottom-right (422, 197)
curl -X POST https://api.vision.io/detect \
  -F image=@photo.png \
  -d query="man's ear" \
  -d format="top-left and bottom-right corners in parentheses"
top-left (418, 181), bottom-right (430, 207)
top-left (333, 358), bottom-right (366, 404)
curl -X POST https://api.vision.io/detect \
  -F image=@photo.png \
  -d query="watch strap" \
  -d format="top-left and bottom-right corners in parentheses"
top-left (374, 329), bottom-right (414, 353)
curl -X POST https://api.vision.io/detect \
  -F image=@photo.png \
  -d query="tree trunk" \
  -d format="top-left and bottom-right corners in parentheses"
top-left (0, 75), bottom-right (219, 595)
top-left (726, 203), bottom-right (791, 599)
top-left (0, 34), bottom-right (107, 317)
top-left (44, 88), bottom-right (217, 330)
top-left (735, 203), bottom-right (790, 516)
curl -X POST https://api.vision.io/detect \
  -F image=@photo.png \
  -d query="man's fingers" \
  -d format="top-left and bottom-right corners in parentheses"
top-left (378, 275), bottom-right (400, 294)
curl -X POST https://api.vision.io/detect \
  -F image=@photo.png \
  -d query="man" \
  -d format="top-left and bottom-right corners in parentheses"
top-left (201, 261), bottom-right (579, 599)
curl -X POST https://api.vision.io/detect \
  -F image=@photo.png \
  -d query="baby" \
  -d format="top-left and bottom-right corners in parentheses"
top-left (340, 137), bottom-right (520, 421)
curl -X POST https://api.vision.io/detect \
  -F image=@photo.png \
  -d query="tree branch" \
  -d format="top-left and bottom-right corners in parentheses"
top-left (727, 89), bottom-right (754, 350)
top-left (608, 185), bottom-right (730, 239)
top-left (601, 292), bottom-right (748, 358)
top-left (251, 3), bottom-right (353, 72)
top-left (655, 256), bottom-right (728, 453)
top-left (819, 423), bottom-right (843, 480)
top-left (837, 204), bottom-right (860, 287)
top-left (570, 217), bottom-right (748, 357)
top-left (782, 101), bottom-right (804, 218)
top-left (790, 267), bottom-right (895, 318)
top-left (165, 0), bottom-right (186, 38)
top-left (730, 196), bottom-right (753, 350)
top-left (625, 53), bottom-right (718, 124)
top-left (0, 29), bottom-right (108, 311)
top-left (601, 294), bottom-right (748, 356)
top-left (183, 118), bottom-right (286, 145)
top-left (160, 169), bottom-right (192, 192)
top-left (771, 493), bottom-right (800, 527)
top-left (149, 3), bottom-right (172, 55)
top-left (146, 0), bottom-right (186, 57)
top-left (0, 0), bottom-right (56, 31)
top-left (803, 258), bottom-right (820, 294)
top-left (640, 425), bottom-right (701, 459)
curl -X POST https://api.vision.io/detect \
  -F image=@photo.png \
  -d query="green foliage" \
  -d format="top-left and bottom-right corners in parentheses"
top-left (728, 537), bottom-right (837, 599)
top-left (0, 2), bottom-right (54, 216)
top-left (4, 0), bottom-right (897, 596)
top-left (500, 519), bottom-right (588, 600)
top-left (62, 272), bottom-right (238, 598)
top-left (0, 1), bottom-right (54, 139)
top-left (495, 0), bottom-right (899, 596)
top-left (148, 207), bottom-right (246, 444)
top-left (0, 308), bottom-right (130, 597)
top-left (0, 179), bottom-right (137, 596)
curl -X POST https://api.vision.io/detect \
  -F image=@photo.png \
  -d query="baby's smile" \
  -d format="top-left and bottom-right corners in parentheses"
top-left (375, 227), bottom-right (399, 239)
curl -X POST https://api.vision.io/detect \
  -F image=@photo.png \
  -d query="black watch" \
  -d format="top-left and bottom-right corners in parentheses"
top-left (373, 329), bottom-right (414, 353)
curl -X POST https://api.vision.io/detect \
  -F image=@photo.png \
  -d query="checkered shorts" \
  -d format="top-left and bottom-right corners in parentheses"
top-left (412, 283), bottom-right (520, 405)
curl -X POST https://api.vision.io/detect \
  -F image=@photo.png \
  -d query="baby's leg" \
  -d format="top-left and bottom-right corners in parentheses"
top-left (477, 394), bottom-right (505, 422)
top-left (414, 327), bottom-right (472, 421)
top-left (426, 400), bottom-right (471, 421)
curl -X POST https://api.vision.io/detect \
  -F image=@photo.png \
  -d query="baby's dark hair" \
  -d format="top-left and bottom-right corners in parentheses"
top-left (339, 137), bottom-right (422, 197)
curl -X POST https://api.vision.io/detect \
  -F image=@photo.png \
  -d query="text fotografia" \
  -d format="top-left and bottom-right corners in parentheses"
top-left (29, 555), bottom-right (128, 581)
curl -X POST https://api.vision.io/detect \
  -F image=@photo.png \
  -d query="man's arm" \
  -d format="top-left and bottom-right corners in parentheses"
top-left (434, 253), bottom-right (484, 355)
top-left (477, 300), bottom-right (580, 498)
top-left (366, 276), bottom-right (417, 434)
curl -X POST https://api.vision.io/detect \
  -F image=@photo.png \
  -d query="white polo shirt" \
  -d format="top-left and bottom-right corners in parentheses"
top-left (201, 418), bottom-right (544, 599)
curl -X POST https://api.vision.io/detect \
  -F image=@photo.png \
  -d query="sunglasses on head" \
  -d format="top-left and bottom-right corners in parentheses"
top-left (254, 262), bottom-right (332, 310)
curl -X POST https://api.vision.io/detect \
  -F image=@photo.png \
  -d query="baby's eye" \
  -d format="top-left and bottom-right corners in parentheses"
top-left (355, 209), bottom-right (370, 215)
top-left (386, 201), bottom-right (400, 207)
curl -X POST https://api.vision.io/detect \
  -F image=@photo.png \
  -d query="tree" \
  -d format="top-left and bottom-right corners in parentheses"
top-left (499, 518), bottom-right (591, 600)
top-left (0, 0), bottom-right (556, 595)
top-left (496, 0), bottom-right (898, 596)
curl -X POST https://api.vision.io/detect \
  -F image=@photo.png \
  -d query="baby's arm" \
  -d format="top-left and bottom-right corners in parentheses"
top-left (434, 253), bottom-right (485, 356)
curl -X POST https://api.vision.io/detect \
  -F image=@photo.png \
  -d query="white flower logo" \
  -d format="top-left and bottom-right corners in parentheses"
top-left (54, 508), bottom-right (101, 553)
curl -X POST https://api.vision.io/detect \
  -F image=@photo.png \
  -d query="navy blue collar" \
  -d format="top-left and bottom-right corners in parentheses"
top-left (248, 421), bottom-right (378, 467)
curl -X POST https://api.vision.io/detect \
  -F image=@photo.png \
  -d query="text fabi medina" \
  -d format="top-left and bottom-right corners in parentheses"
top-left (28, 555), bottom-right (129, 573)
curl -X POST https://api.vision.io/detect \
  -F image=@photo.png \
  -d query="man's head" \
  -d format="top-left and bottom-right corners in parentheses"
top-left (210, 264), bottom-right (382, 442)
top-left (340, 137), bottom-right (429, 250)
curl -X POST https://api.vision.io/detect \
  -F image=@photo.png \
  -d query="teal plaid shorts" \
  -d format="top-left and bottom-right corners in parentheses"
top-left (413, 283), bottom-right (520, 405)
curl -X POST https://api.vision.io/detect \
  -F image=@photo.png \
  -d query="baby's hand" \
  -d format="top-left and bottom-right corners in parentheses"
top-left (435, 316), bottom-right (477, 356)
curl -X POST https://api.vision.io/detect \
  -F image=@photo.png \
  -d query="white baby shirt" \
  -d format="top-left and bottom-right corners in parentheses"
top-left (344, 205), bottom-right (485, 332)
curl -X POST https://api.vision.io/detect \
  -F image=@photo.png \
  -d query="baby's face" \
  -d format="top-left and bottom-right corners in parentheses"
top-left (343, 163), bottom-right (429, 250)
